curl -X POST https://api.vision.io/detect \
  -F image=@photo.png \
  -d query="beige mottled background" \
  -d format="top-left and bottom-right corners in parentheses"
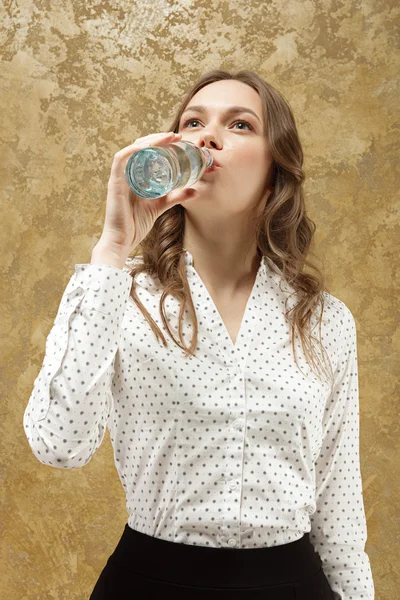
top-left (1, 0), bottom-right (398, 598)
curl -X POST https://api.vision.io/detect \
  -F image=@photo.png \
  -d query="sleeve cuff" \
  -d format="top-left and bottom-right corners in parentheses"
top-left (71, 263), bottom-right (133, 323)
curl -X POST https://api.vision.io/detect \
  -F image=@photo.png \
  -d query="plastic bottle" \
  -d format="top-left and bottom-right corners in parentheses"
top-left (125, 140), bottom-right (214, 199)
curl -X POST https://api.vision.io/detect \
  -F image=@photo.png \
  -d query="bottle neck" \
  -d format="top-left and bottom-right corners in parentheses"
top-left (200, 147), bottom-right (213, 168)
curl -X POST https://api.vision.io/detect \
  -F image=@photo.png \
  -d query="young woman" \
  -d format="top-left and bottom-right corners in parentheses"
top-left (23, 70), bottom-right (374, 599)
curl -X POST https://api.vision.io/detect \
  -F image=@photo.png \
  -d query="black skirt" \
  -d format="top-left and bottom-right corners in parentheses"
top-left (89, 524), bottom-right (334, 599)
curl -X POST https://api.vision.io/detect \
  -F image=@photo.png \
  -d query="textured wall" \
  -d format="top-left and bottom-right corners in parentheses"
top-left (1, 0), bottom-right (398, 598)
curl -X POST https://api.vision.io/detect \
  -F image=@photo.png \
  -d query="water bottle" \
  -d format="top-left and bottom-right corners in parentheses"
top-left (125, 140), bottom-right (214, 200)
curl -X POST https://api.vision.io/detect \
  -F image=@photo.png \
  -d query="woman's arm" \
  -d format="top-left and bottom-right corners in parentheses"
top-left (23, 263), bottom-right (132, 469)
top-left (309, 302), bottom-right (375, 599)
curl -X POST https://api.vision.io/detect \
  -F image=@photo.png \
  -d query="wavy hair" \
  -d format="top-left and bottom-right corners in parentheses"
top-left (125, 69), bottom-right (334, 385)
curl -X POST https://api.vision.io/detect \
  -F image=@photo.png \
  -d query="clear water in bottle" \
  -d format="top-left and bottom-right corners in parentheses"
top-left (125, 141), bottom-right (213, 199)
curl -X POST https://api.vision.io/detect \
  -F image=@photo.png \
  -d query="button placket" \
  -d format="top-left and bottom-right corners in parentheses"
top-left (220, 404), bottom-right (245, 548)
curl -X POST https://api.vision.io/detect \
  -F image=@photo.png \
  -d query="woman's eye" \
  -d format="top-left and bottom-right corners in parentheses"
top-left (182, 118), bottom-right (253, 131)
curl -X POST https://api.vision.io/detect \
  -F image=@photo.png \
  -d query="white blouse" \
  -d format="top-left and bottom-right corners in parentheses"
top-left (23, 250), bottom-right (374, 599)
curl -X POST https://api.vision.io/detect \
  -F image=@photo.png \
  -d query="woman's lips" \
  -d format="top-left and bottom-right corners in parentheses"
top-left (204, 163), bottom-right (221, 173)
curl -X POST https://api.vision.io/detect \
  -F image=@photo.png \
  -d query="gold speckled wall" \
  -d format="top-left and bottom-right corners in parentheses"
top-left (2, 0), bottom-right (397, 597)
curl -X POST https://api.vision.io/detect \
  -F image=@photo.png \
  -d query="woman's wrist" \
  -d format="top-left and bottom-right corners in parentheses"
top-left (90, 243), bottom-right (127, 270)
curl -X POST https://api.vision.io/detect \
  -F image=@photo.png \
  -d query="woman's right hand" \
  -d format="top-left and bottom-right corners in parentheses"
top-left (95, 131), bottom-right (197, 262)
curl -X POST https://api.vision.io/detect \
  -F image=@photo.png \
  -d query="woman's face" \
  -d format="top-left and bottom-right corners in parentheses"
top-left (177, 79), bottom-right (273, 216)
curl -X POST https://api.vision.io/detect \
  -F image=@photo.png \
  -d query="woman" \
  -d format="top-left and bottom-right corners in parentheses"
top-left (23, 70), bottom-right (374, 599)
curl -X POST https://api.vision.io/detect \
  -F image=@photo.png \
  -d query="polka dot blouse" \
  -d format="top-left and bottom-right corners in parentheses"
top-left (23, 250), bottom-right (374, 599)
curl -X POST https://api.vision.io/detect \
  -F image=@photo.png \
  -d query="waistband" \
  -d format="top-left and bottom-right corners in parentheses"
top-left (107, 525), bottom-right (322, 589)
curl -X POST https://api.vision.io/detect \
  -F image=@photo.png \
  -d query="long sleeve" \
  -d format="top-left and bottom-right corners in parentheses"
top-left (23, 263), bottom-right (133, 469)
top-left (309, 303), bottom-right (375, 599)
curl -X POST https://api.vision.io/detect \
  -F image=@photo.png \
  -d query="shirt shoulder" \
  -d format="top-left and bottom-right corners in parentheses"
top-left (122, 256), bottom-right (162, 302)
top-left (321, 290), bottom-right (355, 328)
top-left (317, 291), bottom-right (357, 367)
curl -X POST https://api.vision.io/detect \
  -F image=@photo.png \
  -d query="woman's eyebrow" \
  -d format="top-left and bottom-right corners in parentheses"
top-left (181, 105), bottom-right (262, 124)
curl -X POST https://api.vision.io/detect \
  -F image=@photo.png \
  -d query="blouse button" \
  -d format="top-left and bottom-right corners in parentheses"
top-left (227, 538), bottom-right (237, 547)
top-left (233, 419), bottom-right (244, 431)
top-left (90, 281), bottom-right (100, 292)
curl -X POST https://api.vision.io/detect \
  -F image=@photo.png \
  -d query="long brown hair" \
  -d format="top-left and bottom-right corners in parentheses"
top-left (125, 69), bottom-right (334, 385)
